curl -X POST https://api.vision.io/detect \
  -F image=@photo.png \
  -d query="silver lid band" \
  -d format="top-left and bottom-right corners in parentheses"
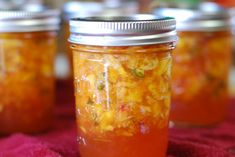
top-left (69, 15), bottom-right (177, 46)
top-left (69, 31), bottom-right (177, 46)
top-left (154, 3), bottom-right (231, 32)
top-left (177, 20), bottom-right (231, 32)
top-left (0, 10), bottom-right (60, 32)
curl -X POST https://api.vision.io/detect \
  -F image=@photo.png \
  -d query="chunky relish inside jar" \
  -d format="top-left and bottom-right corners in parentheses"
top-left (0, 32), bottom-right (56, 134)
top-left (72, 43), bottom-right (174, 157)
top-left (171, 31), bottom-right (232, 126)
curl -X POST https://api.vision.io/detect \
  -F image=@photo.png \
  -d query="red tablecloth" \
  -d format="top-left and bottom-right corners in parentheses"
top-left (0, 81), bottom-right (235, 157)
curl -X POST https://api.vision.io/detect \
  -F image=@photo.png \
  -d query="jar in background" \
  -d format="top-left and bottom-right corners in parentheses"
top-left (151, 0), bottom-right (202, 9)
top-left (229, 8), bottom-right (235, 96)
top-left (69, 15), bottom-right (177, 157)
top-left (155, 3), bottom-right (232, 127)
top-left (0, 10), bottom-right (60, 134)
top-left (230, 8), bottom-right (235, 51)
top-left (211, 0), bottom-right (235, 8)
top-left (62, 1), bottom-right (103, 78)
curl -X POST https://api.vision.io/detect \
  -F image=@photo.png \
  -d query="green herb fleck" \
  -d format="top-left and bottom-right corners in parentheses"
top-left (92, 113), bottom-right (99, 126)
top-left (97, 73), bottom-right (105, 90)
top-left (87, 98), bottom-right (94, 105)
top-left (97, 81), bottom-right (105, 90)
top-left (131, 68), bottom-right (145, 78)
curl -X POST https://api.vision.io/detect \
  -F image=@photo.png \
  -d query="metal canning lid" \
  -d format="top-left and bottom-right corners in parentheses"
top-left (154, 2), bottom-right (231, 32)
top-left (62, 1), bottom-right (103, 21)
top-left (0, 10), bottom-right (60, 32)
top-left (69, 14), bottom-right (177, 46)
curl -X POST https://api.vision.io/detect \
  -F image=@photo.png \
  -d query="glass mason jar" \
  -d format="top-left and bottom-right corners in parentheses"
top-left (155, 3), bottom-right (232, 127)
top-left (69, 15), bottom-right (177, 157)
top-left (0, 10), bottom-right (60, 134)
top-left (62, 1), bottom-right (103, 78)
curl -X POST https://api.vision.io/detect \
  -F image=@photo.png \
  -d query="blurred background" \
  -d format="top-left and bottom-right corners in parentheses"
top-left (0, 0), bottom-right (234, 12)
top-left (1, 0), bottom-right (235, 94)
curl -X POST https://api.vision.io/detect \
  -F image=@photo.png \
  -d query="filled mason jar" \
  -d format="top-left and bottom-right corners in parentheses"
top-left (0, 10), bottom-right (60, 134)
top-left (155, 3), bottom-right (232, 127)
top-left (69, 15), bottom-right (177, 157)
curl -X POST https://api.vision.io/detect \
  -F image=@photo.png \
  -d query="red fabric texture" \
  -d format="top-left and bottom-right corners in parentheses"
top-left (0, 81), bottom-right (235, 157)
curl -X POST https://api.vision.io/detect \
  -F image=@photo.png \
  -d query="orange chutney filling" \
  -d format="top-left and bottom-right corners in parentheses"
top-left (171, 31), bottom-right (232, 126)
top-left (72, 44), bottom-right (174, 157)
top-left (0, 32), bottom-right (56, 134)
